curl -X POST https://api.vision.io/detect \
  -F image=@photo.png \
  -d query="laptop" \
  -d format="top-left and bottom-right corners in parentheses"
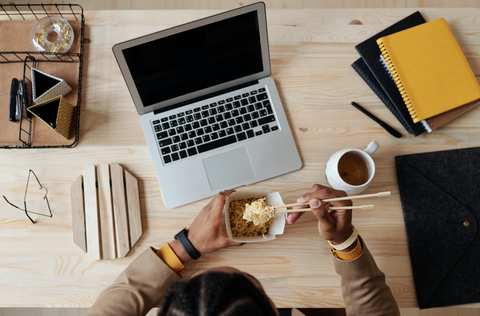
top-left (112, 2), bottom-right (302, 208)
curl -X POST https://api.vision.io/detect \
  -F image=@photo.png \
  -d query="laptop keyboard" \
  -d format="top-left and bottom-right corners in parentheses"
top-left (152, 87), bottom-right (279, 164)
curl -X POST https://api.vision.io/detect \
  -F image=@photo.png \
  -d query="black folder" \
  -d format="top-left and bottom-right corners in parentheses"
top-left (355, 11), bottom-right (426, 136)
top-left (395, 147), bottom-right (480, 309)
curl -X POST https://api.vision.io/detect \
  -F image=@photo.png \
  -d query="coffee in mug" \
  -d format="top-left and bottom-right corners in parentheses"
top-left (337, 152), bottom-right (369, 186)
top-left (325, 141), bottom-right (379, 195)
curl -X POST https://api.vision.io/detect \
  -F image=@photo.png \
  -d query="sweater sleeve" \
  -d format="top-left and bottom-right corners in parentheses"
top-left (333, 238), bottom-right (400, 316)
top-left (86, 247), bottom-right (182, 316)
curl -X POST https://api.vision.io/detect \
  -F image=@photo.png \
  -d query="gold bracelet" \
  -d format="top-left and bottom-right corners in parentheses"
top-left (331, 237), bottom-right (362, 261)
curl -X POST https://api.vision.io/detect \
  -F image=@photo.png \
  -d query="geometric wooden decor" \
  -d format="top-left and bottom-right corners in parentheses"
top-left (70, 163), bottom-right (142, 260)
top-left (28, 95), bottom-right (74, 139)
top-left (31, 67), bottom-right (72, 104)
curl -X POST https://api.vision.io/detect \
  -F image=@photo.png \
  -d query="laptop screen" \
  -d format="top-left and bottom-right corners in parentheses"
top-left (122, 11), bottom-right (263, 109)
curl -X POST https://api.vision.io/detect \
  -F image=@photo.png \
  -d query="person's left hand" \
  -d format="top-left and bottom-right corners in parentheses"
top-left (170, 190), bottom-right (243, 262)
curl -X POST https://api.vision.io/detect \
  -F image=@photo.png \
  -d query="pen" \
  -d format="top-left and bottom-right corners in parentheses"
top-left (351, 102), bottom-right (402, 138)
top-left (15, 82), bottom-right (21, 120)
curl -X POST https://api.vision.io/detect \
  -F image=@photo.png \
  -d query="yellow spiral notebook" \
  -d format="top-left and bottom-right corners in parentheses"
top-left (377, 18), bottom-right (480, 123)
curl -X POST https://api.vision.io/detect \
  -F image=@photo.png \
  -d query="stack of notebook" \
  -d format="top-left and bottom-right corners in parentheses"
top-left (352, 12), bottom-right (480, 136)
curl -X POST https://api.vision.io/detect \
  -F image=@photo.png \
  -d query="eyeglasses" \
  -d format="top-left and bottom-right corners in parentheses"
top-left (3, 169), bottom-right (52, 224)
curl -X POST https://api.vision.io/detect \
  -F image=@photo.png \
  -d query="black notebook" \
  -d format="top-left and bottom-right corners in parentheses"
top-left (355, 11), bottom-right (426, 136)
top-left (396, 147), bottom-right (480, 309)
top-left (351, 58), bottom-right (413, 134)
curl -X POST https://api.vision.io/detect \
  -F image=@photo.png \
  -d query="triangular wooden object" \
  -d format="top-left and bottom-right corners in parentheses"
top-left (31, 68), bottom-right (72, 104)
top-left (28, 95), bottom-right (73, 139)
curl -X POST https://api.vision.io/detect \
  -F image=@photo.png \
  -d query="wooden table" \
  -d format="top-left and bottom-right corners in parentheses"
top-left (1, 8), bottom-right (480, 308)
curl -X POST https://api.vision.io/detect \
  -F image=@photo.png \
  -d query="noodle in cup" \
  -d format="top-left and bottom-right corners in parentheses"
top-left (224, 190), bottom-right (286, 243)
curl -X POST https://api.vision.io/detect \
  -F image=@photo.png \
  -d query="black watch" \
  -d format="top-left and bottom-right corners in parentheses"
top-left (174, 228), bottom-right (201, 260)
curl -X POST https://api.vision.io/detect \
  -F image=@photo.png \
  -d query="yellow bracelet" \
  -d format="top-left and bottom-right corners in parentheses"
top-left (156, 243), bottom-right (185, 273)
top-left (331, 237), bottom-right (362, 261)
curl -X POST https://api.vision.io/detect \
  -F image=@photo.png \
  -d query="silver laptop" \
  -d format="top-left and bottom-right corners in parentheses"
top-left (112, 2), bottom-right (301, 208)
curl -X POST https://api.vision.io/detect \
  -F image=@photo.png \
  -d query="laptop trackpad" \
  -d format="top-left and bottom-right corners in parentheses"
top-left (203, 147), bottom-right (255, 191)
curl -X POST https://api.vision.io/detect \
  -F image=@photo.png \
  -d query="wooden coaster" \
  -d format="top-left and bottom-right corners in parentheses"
top-left (70, 163), bottom-right (142, 260)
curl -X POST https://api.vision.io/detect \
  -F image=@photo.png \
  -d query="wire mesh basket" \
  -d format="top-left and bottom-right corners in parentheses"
top-left (0, 4), bottom-right (84, 148)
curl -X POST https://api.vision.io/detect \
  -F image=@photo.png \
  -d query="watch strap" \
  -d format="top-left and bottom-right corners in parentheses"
top-left (174, 228), bottom-right (201, 260)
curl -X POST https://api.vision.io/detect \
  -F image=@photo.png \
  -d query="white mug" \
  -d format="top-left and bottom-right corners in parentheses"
top-left (325, 141), bottom-right (379, 195)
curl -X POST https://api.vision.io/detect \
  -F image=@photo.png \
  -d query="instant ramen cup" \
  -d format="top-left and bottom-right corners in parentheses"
top-left (224, 190), bottom-right (286, 243)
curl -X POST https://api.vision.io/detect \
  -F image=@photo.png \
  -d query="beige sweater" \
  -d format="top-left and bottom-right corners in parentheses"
top-left (86, 240), bottom-right (399, 316)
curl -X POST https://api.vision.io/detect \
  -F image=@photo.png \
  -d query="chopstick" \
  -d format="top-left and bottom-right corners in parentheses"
top-left (275, 205), bottom-right (374, 214)
top-left (273, 191), bottom-right (390, 209)
top-left (324, 191), bottom-right (390, 202)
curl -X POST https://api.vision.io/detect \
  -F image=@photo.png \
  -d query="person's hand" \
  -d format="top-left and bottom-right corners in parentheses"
top-left (288, 184), bottom-right (353, 247)
top-left (170, 190), bottom-right (243, 262)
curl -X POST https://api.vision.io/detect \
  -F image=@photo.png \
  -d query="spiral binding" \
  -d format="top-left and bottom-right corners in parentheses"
top-left (378, 40), bottom-right (418, 122)
top-left (379, 55), bottom-right (394, 81)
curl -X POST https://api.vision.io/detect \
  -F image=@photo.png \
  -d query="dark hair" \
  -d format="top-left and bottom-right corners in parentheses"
top-left (158, 271), bottom-right (277, 316)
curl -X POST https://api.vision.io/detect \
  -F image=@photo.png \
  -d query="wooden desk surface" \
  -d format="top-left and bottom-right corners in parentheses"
top-left (1, 8), bottom-right (480, 308)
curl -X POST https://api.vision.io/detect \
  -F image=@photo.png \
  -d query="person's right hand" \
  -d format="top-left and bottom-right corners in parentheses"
top-left (290, 184), bottom-right (353, 246)
top-left (169, 190), bottom-right (243, 263)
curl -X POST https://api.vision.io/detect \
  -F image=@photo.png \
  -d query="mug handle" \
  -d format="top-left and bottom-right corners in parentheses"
top-left (363, 141), bottom-right (380, 156)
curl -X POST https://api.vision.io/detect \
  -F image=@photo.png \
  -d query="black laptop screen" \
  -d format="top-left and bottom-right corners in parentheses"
top-left (122, 11), bottom-right (263, 108)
